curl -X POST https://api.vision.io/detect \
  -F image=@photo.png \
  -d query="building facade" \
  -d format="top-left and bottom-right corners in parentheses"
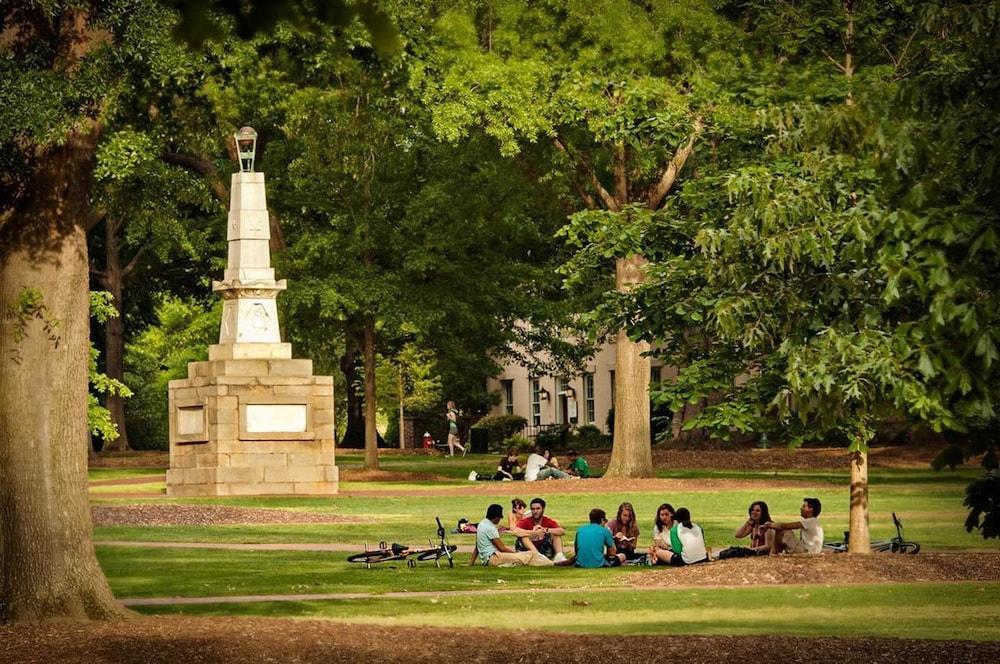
top-left (485, 339), bottom-right (674, 434)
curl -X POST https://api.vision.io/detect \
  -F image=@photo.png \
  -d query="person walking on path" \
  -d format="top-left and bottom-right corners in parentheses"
top-left (446, 400), bottom-right (466, 456)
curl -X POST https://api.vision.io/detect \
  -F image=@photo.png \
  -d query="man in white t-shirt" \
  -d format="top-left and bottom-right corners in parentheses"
top-left (763, 497), bottom-right (824, 555)
top-left (524, 447), bottom-right (571, 481)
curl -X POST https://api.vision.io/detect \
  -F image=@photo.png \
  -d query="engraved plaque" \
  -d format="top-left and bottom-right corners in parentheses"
top-left (245, 404), bottom-right (307, 433)
top-left (177, 405), bottom-right (205, 435)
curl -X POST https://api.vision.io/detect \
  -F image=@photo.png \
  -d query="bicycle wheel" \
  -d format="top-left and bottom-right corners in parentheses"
top-left (347, 550), bottom-right (405, 564)
top-left (416, 545), bottom-right (458, 561)
top-left (893, 542), bottom-right (921, 554)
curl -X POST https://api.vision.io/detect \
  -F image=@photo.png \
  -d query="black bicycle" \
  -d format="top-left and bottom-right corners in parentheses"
top-left (823, 512), bottom-right (920, 554)
top-left (347, 517), bottom-right (458, 568)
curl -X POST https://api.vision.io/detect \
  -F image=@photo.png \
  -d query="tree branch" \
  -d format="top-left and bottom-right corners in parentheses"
top-left (821, 50), bottom-right (848, 74)
top-left (122, 244), bottom-right (148, 279)
top-left (160, 152), bottom-right (229, 204)
top-left (551, 135), bottom-right (619, 212)
top-left (90, 265), bottom-right (109, 288)
top-left (646, 117), bottom-right (704, 210)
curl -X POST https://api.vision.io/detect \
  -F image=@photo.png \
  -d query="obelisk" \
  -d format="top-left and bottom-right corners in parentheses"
top-left (166, 127), bottom-right (338, 496)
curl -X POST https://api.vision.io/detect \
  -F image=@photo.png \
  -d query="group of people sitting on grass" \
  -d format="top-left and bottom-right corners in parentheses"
top-left (470, 496), bottom-right (824, 568)
top-left (490, 447), bottom-right (590, 481)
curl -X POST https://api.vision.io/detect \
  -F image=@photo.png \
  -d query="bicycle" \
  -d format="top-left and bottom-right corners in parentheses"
top-left (347, 517), bottom-right (458, 568)
top-left (822, 512), bottom-right (921, 554)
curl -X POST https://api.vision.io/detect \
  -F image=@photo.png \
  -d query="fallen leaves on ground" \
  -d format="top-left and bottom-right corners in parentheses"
top-left (625, 552), bottom-right (1000, 587)
top-left (90, 505), bottom-right (368, 527)
top-left (3, 618), bottom-right (998, 663)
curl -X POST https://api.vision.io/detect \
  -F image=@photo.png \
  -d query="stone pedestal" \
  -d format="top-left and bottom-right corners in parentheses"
top-left (166, 358), bottom-right (337, 496)
top-left (167, 167), bottom-right (337, 496)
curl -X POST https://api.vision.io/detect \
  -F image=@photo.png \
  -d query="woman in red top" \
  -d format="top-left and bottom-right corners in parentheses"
top-left (734, 500), bottom-right (774, 554)
top-left (607, 501), bottom-right (641, 561)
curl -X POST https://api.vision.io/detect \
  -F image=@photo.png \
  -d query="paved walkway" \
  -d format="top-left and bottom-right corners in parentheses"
top-left (97, 540), bottom-right (476, 553)
top-left (120, 586), bottom-right (599, 607)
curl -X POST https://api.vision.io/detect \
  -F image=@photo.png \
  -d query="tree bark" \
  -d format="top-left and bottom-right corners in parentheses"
top-left (841, 0), bottom-right (868, 554)
top-left (605, 254), bottom-right (653, 477)
top-left (338, 347), bottom-right (364, 448)
top-left (848, 449), bottom-right (871, 553)
top-left (0, 125), bottom-right (127, 622)
top-left (398, 368), bottom-right (406, 449)
top-left (98, 217), bottom-right (129, 452)
top-left (362, 315), bottom-right (379, 469)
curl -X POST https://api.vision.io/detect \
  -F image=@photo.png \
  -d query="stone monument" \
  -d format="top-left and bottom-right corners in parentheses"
top-left (167, 126), bottom-right (338, 496)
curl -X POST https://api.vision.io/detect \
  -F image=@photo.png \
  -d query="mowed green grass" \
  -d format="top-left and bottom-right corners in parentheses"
top-left (91, 477), bottom-right (989, 551)
top-left (89, 455), bottom-right (999, 640)
top-left (131, 581), bottom-right (1000, 642)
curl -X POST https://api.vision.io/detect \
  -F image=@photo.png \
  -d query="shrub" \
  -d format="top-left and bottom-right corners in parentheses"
top-left (473, 414), bottom-right (527, 447)
top-left (499, 434), bottom-right (533, 454)
top-left (536, 426), bottom-right (570, 450)
top-left (571, 424), bottom-right (609, 450)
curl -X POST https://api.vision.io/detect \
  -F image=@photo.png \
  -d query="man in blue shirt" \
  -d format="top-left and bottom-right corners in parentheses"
top-left (572, 508), bottom-right (622, 567)
top-left (475, 504), bottom-right (553, 567)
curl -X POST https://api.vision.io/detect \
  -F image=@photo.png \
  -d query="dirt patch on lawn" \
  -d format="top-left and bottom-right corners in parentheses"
top-left (581, 444), bottom-right (941, 472)
top-left (341, 469), bottom-right (453, 482)
top-left (3, 618), bottom-right (997, 663)
top-left (624, 552), bottom-right (1000, 587)
top-left (90, 505), bottom-right (366, 527)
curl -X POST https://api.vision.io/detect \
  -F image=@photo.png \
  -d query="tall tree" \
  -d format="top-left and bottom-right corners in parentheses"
top-left (416, 0), bottom-right (742, 476)
top-left (89, 129), bottom-right (220, 451)
top-left (610, 0), bottom-right (999, 551)
top-left (0, 4), bottom-right (131, 619)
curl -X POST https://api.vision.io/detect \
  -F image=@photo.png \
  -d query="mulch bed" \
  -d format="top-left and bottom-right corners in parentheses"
top-left (90, 505), bottom-right (367, 527)
top-left (3, 618), bottom-right (998, 663)
top-left (624, 552), bottom-right (1000, 587)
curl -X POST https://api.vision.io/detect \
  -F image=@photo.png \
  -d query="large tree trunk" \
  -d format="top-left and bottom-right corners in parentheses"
top-left (848, 449), bottom-right (871, 553)
top-left (0, 126), bottom-right (127, 622)
top-left (398, 368), bottom-right (406, 449)
top-left (605, 254), bottom-right (653, 477)
top-left (362, 315), bottom-right (379, 469)
top-left (99, 217), bottom-right (129, 452)
top-left (338, 347), bottom-right (364, 448)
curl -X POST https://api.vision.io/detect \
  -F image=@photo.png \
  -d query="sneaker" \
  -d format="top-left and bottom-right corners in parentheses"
top-left (552, 552), bottom-right (568, 563)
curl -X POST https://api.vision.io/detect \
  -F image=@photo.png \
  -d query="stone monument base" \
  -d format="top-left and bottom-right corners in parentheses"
top-left (167, 354), bottom-right (337, 497)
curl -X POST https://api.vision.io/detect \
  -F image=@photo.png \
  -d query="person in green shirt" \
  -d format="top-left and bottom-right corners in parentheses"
top-left (566, 450), bottom-right (590, 478)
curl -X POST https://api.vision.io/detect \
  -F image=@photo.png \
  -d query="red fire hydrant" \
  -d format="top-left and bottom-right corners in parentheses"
top-left (421, 432), bottom-right (434, 449)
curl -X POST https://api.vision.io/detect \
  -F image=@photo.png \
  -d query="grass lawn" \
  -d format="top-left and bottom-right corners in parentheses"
top-left (92, 475), bottom-right (989, 551)
top-left (89, 454), bottom-right (998, 641)
top-left (130, 581), bottom-right (1000, 642)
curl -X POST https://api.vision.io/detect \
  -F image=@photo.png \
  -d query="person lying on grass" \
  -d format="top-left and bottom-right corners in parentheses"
top-left (762, 497), bottom-right (824, 555)
top-left (473, 503), bottom-right (553, 567)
